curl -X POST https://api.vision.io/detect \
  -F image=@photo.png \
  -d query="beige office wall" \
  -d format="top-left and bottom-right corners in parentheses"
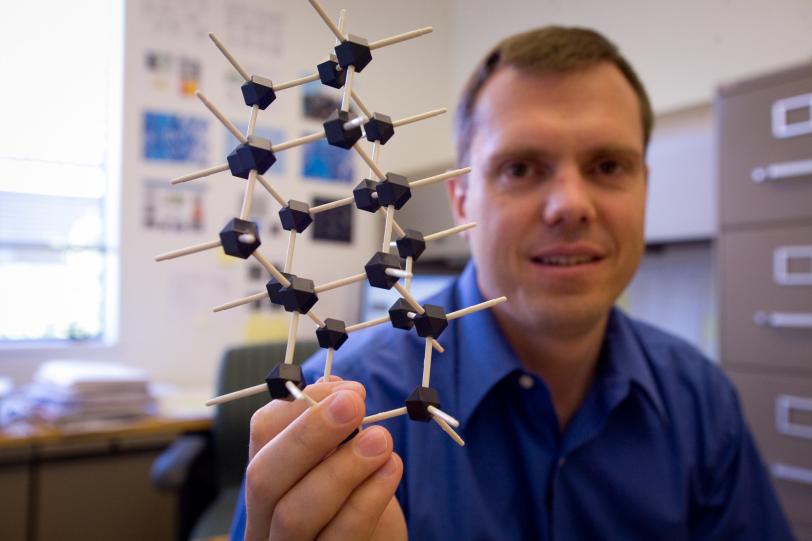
top-left (450, 0), bottom-right (812, 114)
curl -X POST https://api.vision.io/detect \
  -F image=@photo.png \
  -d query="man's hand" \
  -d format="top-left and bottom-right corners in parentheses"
top-left (245, 378), bottom-right (407, 540)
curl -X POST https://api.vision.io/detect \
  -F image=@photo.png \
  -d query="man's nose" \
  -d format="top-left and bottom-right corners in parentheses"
top-left (541, 165), bottom-right (597, 227)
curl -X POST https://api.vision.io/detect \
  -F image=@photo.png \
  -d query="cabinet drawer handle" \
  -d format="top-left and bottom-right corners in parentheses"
top-left (772, 92), bottom-right (812, 139)
top-left (774, 245), bottom-right (812, 286)
top-left (751, 158), bottom-right (812, 183)
top-left (775, 394), bottom-right (812, 439)
top-left (771, 463), bottom-right (812, 486)
top-left (753, 311), bottom-right (812, 328)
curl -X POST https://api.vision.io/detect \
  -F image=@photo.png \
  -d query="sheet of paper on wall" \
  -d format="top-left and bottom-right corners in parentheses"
top-left (312, 196), bottom-right (353, 243)
top-left (144, 50), bottom-right (202, 97)
top-left (302, 137), bottom-right (355, 183)
top-left (302, 79), bottom-right (343, 121)
top-left (144, 178), bottom-right (206, 232)
top-left (137, 0), bottom-right (212, 41)
top-left (243, 310), bottom-right (290, 344)
top-left (142, 110), bottom-right (210, 165)
top-left (167, 268), bottom-right (243, 323)
top-left (223, 1), bottom-right (285, 57)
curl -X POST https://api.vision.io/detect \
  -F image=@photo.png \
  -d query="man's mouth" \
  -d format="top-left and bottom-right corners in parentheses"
top-left (532, 255), bottom-right (600, 266)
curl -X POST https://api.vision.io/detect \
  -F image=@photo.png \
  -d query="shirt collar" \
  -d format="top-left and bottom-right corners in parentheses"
top-left (453, 261), bottom-right (668, 427)
top-left (455, 261), bottom-right (524, 427)
top-left (597, 308), bottom-right (668, 423)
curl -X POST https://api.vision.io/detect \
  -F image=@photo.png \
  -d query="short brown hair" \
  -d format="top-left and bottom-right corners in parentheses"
top-left (455, 26), bottom-right (654, 164)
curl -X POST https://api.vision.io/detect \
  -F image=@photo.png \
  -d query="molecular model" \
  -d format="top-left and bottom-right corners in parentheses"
top-left (154, 0), bottom-right (506, 447)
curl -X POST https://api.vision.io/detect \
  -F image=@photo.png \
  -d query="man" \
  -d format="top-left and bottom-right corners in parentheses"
top-left (233, 27), bottom-right (793, 540)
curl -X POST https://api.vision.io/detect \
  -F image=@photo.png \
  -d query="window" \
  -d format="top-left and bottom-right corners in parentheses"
top-left (0, 1), bottom-right (122, 343)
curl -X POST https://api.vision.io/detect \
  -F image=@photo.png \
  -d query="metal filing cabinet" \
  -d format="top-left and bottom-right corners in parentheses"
top-left (717, 62), bottom-right (812, 540)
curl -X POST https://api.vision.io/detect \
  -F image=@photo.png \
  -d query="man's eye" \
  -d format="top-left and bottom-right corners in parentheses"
top-left (505, 162), bottom-right (531, 178)
top-left (595, 160), bottom-right (622, 176)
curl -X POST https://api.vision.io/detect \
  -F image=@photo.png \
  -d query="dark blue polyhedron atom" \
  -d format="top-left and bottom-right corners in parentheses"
top-left (227, 136), bottom-right (277, 179)
top-left (219, 218), bottom-right (261, 259)
top-left (241, 75), bottom-right (277, 110)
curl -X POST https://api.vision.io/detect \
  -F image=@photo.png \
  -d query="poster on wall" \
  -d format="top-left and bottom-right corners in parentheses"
top-left (144, 51), bottom-right (201, 97)
top-left (144, 51), bottom-right (171, 91)
top-left (311, 196), bottom-right (353, 243)
top-left (302, 137), bottom-right (355, 182)
top-left (143, 179), bottom-right (206, 232)
top-left (302, 79), bottom-right (341, 121)
top-left (178, 57), bottom-right (202, 96)
top-left (143, 111), bottom-right (209, 165)
top-left (137, 0), bottom-right (211, 41)
top-left (232, 187), bottom-right (274, 231)
top-left (241, 252), bottom-right (289, 343)
top-left (223, 2), bottom-right (285, 57)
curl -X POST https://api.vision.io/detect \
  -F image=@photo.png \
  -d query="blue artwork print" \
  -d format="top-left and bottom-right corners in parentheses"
top-left (302, 136), bottom-right (355, 182)
top-left (143, 111), bottom-right (209, 164)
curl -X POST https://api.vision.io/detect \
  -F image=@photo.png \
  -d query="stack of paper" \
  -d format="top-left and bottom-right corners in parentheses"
top-left (19, 360), bottom-right (156, 429)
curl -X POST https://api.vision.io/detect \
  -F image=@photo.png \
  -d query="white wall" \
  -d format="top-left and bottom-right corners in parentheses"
top-left (645, 104), bottom-right (716, 242)
top-left (450, 0), bottom-right (812, 114)
top-left (621, 241), bottom-right (718, 360)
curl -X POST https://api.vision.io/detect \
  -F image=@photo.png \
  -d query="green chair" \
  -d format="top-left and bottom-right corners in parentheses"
top-left (151, 341), bottom-right (321, 540)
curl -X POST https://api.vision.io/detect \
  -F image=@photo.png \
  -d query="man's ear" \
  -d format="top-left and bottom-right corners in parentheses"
top-left (447, 174), bottom-right (467, 224)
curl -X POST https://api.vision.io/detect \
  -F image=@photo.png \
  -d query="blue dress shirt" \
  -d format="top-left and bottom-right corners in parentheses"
top-left (232, 262), bottom-right (793, 540)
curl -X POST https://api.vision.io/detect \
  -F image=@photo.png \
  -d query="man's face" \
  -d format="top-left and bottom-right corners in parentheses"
top-left (449, 63), bottom-right (648, 333)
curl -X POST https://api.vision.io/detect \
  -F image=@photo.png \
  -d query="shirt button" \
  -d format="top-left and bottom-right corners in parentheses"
top-left (518, 374), bottom-right (535, 389)
top-left (558, 457), bottom-right (566, 467)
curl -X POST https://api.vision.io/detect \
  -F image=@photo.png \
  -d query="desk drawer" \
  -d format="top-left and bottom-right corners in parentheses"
top-left (37, 450), bottom-right (174, 541)
top-left (727, 369), bottom-right (812, 530)
top-left (719, 69), bottom-right (812, 228)
top-left (720, 224), bottom-right (812, 373)
top-left (0, 464), bottom-right (29, 541)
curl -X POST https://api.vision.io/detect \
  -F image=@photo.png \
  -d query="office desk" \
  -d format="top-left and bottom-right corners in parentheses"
top-left (0, 390), bottom-right (212, 541)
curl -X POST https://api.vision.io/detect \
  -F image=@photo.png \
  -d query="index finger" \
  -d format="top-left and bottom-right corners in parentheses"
top-left (249, 377), bottom-right (366, 459)
top-left (245, 388), bottom-right (368, 540)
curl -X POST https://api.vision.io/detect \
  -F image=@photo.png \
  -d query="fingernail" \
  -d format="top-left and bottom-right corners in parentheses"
top-left (375, 455), bottom-right (398, 477)
top-left (334, 381), bottom-right (364, 396)
top-left (355, 427), bottom-right (388, 457)
top-left (325, 391), bottom-right (358, 425)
